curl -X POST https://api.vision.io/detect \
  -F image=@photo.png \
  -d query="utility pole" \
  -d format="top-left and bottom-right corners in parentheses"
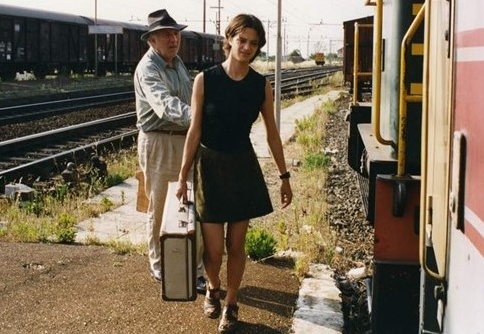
top-left (306, 21), bottom-right (323, 59)
top-left (329, 39), bottom-right (343, 64)
top-left (275, 0), bottom-right (282, 130)
top-left (210, 0), bottom-right (223, 35)
top-left (267, 19), bottom-right (270, 64)
top-left (266, 19), bottom-right (276, 64)
top-left (203, 0), bottom-right (206, 33)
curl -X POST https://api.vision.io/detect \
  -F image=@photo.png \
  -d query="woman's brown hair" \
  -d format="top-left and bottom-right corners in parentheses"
top-left (223, 14), bottom-right (266, 62)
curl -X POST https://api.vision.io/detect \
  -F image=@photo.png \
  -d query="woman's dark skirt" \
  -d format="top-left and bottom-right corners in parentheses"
top-left (194, 145), bottom-right (273, 223)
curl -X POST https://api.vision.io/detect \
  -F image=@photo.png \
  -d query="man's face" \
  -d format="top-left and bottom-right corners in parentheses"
top-left (150, 29), bottom-right (181, 64)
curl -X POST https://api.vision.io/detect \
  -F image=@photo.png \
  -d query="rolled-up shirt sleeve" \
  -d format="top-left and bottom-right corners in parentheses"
top-left (135, 50), bottom-right (192, 131)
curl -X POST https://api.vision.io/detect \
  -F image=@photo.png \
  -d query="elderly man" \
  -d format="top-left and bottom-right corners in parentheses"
top-left (134, 9), bottom-right (205, 293)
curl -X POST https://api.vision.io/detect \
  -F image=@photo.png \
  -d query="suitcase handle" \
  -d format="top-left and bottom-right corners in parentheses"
top-left (178, 200), bottom-right (195, 229)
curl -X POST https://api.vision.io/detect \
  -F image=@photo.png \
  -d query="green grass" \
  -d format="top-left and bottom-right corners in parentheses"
top-left (0, 147), bottom-right (139, 244)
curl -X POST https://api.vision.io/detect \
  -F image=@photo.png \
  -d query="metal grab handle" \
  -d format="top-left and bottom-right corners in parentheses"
top-left (419, 0), bottom-right (445, 282)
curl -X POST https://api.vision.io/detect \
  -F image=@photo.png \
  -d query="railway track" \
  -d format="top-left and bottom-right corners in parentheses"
top-left (0, 66), bottom-right (341, 192)
top-left (278, 67), bottom-right (340, 98)
top-left (0, 113), bottom-right (137, 192)
top-left (0, 66), bottom-right (339, 127)
top-left (0, 91), bottom-right (133, 125)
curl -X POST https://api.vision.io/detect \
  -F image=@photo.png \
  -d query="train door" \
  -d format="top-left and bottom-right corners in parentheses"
top-left (421, 0), bottom-right (484, 332)
top-left (419, 0), bottom-right (453, 332)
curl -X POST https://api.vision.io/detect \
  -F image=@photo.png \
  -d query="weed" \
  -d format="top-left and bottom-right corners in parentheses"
top-left (294, 255), bottom-right (310, 278)
top-left (84, 235), bottom-right (102, 246)
top-left (106, 239), bottom-right (146, 255)
top-left (303, 152), bottom-right (330, 170)
top-left (55, 213), bottom-right (77, 244)
top-left (105, 173), bottom-right (124, 187)
top-left (245, 226), bottom-right (277, 261)
top-left (100, 196), bottom-right (114, 212)
top-left (120, 190), bottom-right (126, 205)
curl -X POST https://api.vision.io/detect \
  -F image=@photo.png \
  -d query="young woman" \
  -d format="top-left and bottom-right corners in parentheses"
top-left (177, 14), bottom-right (292, 333)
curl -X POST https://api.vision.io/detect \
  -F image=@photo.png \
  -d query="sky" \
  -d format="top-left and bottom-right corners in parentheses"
top-left (0, 0), bottom-right (373, 57)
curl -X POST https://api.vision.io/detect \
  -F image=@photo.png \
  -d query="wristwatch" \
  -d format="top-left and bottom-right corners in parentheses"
top-left (279, 171), bottom-right (290, 179)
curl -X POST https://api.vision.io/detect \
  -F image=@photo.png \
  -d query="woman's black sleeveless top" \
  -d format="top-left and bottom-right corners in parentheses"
top-left (201, 64), bottom-right (266, 153)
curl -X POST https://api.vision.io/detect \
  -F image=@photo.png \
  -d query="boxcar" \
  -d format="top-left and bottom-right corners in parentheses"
top-left (343, 16), bottom-right (374, 99)
top-left (0, 4), bottom-right (89, 79)
top-left (80, 16), bottom-right (147, 75)
top-left (179, 30), bottom-right (224, 71)
top-left (0, 4), bottom-right (224, 79)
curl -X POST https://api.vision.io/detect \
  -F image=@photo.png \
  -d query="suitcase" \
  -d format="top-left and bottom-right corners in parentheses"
top-left (160, 181), bottom-right (197, 301)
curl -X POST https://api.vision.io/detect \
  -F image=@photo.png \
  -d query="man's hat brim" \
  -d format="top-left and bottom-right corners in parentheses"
top-left (141, 24), bottom-right (187, 41)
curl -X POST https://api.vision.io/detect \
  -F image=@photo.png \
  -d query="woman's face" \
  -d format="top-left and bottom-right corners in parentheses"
top-left (228, 27), bottom-right (259, 63)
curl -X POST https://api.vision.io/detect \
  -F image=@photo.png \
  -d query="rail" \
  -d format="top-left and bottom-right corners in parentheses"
top-left (0, 91), bottom-right (133, 125)
top-left (0, 113), bottom-right (137, 190)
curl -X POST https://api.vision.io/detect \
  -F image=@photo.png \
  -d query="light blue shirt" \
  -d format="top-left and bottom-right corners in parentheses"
top-left (134, 47), bottom-right (192, 132)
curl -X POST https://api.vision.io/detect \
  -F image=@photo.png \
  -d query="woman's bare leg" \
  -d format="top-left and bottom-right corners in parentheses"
top-left (201, 222), bottom-right (225, 290)
top-left (224, 220), bottom-right (249, 305)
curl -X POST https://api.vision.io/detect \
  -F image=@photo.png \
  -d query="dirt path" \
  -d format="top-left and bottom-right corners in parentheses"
top-left (0, 242), bottom-right (299, 334)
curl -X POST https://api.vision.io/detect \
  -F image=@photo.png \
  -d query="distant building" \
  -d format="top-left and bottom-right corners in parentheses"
top-left (337, 47), bottom-right (344, 59)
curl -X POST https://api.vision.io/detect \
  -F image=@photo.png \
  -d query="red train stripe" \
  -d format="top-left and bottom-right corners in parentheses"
top-left (455, 28), bottom-right (484, 48)
top-left (464, 217), bottom-right (484, 259)
top-left (454, 62), bottom-right (484, 220)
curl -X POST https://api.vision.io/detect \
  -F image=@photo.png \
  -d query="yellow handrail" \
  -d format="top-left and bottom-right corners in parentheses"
top-left (396, 4), bottom-right (425, 177)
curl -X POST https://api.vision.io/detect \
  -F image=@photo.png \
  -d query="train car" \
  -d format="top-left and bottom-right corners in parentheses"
top-left (314, 52), bottom-right (325, 66)
top-left (345, 0), bottom-right (484, 333)
top-left (179, 30), bottom-right (224, 71)
top-left (343, 15), bottom-right (373, 101)
top-left (0, 4), bottom-right (224, 79)
top-left (0, 4), bottom-right (89, 79)
top-left (80, 16), bottom-right (147, 75)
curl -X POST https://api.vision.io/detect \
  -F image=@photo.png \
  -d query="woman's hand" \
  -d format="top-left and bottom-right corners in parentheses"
top-left (280, 179), bottom-right (293, 209)
top-left (175, 180), bottom-right (188, 203)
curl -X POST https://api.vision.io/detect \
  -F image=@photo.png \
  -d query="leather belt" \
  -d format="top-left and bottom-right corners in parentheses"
top-left (152, 129), bottom-right (188, 136)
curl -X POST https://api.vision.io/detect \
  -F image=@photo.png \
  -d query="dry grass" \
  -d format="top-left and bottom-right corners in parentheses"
top-left (251, 59), bottom-right (321, 73)
top-left (251, 97), bottom-right (337, 278)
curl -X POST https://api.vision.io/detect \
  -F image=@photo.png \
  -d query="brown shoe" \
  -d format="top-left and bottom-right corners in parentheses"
top-left (203, 285), bottom-right (221, 319)
top-left (218, 304), bottom-right (239, 333)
